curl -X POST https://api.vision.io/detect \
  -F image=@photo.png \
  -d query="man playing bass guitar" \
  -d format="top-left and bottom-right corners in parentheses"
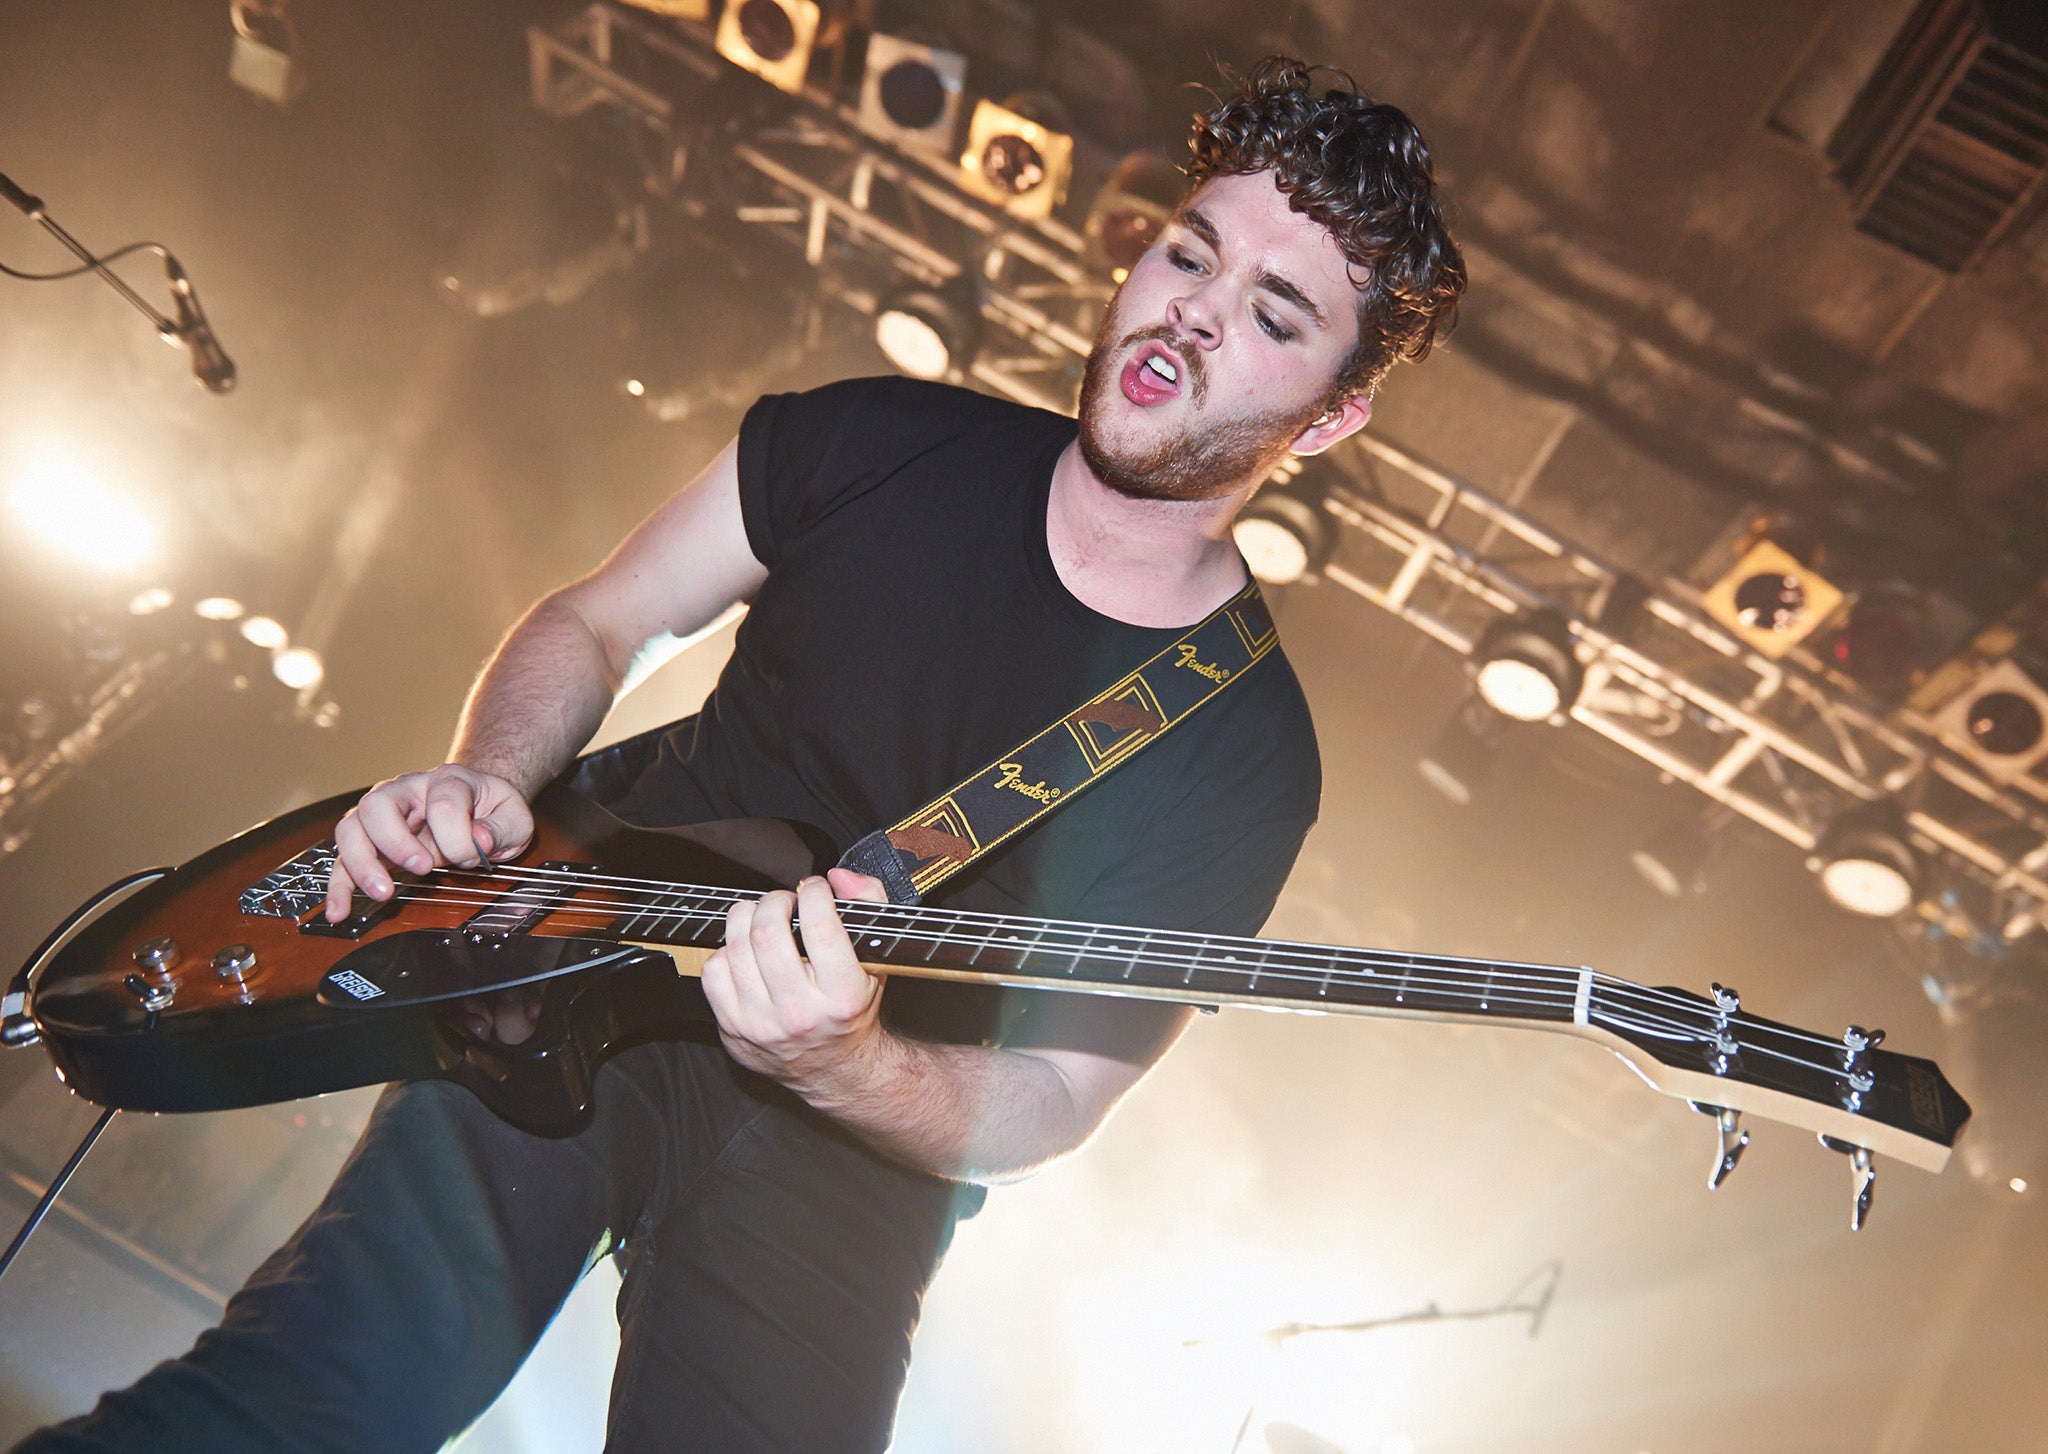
top-left (23, 57), bottom-right (1464, 1454)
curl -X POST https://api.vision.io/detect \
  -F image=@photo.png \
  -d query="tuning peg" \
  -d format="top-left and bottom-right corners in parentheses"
top-left (1837, 1025), bottom-right (1885, 1111)
top-left (1820, 1135), bottom-right (1877, 1231)
top-left (1692, 1102), bottom-right (1749, 1190)
top-left (1704, 984), bottom-right (1742, 1075)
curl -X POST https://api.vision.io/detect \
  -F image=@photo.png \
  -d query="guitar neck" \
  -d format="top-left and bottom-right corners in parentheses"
top-left (618, 886), bottom-right (1590, 1029)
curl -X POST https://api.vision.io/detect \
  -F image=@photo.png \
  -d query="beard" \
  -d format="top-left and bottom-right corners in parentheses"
top-left (1076, 310), bottom-right (1327, 503)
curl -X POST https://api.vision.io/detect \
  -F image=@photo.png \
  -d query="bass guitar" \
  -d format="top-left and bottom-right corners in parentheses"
top-left (5, 783), bottom-right (1970, 1230)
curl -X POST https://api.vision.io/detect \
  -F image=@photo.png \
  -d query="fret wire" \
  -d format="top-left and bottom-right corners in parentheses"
top-left (1125, 930), bottom-right (1152, 982)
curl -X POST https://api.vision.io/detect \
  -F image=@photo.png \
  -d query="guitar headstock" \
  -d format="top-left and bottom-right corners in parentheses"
top-left (1584, 978), bottom-right (1970, 1229)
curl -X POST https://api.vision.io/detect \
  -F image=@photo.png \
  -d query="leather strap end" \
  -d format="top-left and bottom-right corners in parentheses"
top-left (836, 830), bottom-right (922, 906)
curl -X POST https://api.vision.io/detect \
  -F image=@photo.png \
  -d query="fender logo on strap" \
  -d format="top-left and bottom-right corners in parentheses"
top-left (1175, 644), bottom-right (1231, 682)
top-left (878, 581), bottom-right (1277, 899)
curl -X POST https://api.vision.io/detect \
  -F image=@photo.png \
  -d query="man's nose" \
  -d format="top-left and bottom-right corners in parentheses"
top-left (1165, 289), bottom-right (1222, 349)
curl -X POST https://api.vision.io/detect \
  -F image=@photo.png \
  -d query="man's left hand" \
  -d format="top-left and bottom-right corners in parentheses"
top-left (702, 867), bottom-right (891, 1093)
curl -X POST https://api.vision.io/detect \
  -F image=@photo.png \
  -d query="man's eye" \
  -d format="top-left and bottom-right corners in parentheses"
top-left (1254, 310), bottom-right (1296, 343)
top-left (1166, 246), bottom-right (1203, 273)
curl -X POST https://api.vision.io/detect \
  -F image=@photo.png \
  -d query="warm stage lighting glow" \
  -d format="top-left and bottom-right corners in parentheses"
top-left (127, 587), bottom-right (175, 615)
top-left (6, 453), bottom-right (157, 571)
top-left (271, 646), bottom-right (325, 690)
top-left (239, 615), bottom-right (288, 651)
top-left (195, 596), bottom-right (246, 621)
top-left (2012, 1177), bottom-right (2029, 1194)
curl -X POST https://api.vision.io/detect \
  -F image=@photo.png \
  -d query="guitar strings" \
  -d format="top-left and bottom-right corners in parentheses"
top-left (366, 864), bottom-right (1836, 1053)
top-left (447, 861), bottom-right (1864, 1055)
top-left (340, 873), bottom-right (1870, 1082)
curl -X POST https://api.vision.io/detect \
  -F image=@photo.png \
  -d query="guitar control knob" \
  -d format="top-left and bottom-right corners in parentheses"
top-left (213, 945), bottom-right (257, 982)
top-left (134, 936), bottom-right (180, 975)
top-left (124, 972), bottom-right (174, 1013)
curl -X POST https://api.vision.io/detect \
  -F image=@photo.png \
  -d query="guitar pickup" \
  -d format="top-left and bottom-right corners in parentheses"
top-left (300, 893), bottom-right (401, 940)
top-left (459, 861), bottom-right (590, 938)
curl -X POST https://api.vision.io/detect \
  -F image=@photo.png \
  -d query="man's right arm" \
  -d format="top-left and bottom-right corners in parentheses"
top-left (325, 437), bottom-right (765, 919)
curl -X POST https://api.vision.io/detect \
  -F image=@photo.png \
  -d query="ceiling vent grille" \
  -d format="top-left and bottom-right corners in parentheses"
top-left (1827, 0), bottom-right (2048, 273)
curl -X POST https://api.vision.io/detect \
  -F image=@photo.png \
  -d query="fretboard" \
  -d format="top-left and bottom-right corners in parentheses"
top-left (610, 887), bottom-right (1588, 1028)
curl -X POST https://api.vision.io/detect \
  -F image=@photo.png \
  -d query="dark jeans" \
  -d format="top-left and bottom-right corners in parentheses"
top-left (16, 1041), bottom-right (977, 1453)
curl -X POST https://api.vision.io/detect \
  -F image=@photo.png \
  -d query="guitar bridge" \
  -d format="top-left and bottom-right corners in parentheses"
top-left (241, 841), bottom-right (341, 920)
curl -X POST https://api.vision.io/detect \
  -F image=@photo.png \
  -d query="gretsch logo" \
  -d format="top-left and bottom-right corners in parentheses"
top-left (1906, 1064), bottom-right (1944, 1133)
top-left (329, 969), bottom-right (385, 1002)
top-left (993, 762), bottom-right (1061, 803)
top-left (1176, 644), bottom-right (1231, 682)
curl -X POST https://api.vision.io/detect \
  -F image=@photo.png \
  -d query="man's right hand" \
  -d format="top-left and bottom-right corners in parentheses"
top-left (324, 764), bottom-right (535, 923)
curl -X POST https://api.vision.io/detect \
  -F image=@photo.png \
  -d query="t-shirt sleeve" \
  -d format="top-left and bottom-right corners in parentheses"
top-left (737, 375), bottom-right (1019, 569)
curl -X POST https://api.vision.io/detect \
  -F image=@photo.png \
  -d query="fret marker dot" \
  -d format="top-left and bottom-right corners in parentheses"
top-left (868, 938), bottom-right (881, 948)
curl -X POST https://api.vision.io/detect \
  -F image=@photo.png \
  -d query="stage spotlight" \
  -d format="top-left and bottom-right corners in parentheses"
top-left (271, 646), bottom-right (324, 691)
top-left (958, 97), bottom-right (1073, 220)
top-left (1471, 609), bottom-right (1582, 723)
top-left (857, 35), bottom-right (966, 156)
top-left (1932, 659), bottom-right (2048, 784)
top-left (714, 0), bottom-right (821, 96)
top-left (1231, 493), bottom-right (1330, 587)
top-left (194, 596), bottom-right (245, 622)
top-left (239, 615), bottom-right (288, 651)
top-left (1701, 538), bottom-right (1842, 660)
top-left (1631, 816), bottom-right (1711, 899)
top-left (1417, 704), bottom-right (1502, 808)
top-left (1084, 152), bottom-right (1184, 279)
top-left (127, 588), bottom-right (175, 616)
top-left (7, 456), bottom-right (156, 572)
top-left (874, 280), bottom-right (980, 380)
top-left (1810, 801), bottom-right (1920, 918)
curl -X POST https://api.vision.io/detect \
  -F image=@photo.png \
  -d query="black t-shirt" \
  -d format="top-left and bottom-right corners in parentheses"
top-left (601, 376), bottom-right (1321, 1036)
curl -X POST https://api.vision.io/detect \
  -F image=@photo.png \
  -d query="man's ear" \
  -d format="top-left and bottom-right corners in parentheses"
top-left (1289, 393), bottom-right (1372, 456)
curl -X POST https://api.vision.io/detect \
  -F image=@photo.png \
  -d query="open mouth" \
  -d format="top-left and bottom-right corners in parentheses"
top-left (1119, 342), bottom-right (1187, 406)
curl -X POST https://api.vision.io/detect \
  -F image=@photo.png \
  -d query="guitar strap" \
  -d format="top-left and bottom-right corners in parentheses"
top-left (837, 580), bottom-right (1280, 905)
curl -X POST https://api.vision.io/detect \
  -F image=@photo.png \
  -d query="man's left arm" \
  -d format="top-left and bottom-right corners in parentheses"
top-left (703, 870), bottom-right (1194, 1182)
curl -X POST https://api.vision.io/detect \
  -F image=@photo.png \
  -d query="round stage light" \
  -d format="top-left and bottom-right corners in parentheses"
top-left (1732, 571), bottom-right (1807, 635)
top-left (239, 615), bottom-right (288, 651)
top-left (875, 284), bottom-right (978, 380)
top-left (875, 308), bottom-right (950, 379)
top-left (736, 0), bottom-right (797, 63)
top-left (272, 646), bottom-right (325, 690)
top-left (979, 133), bottom-right (1047, 197)
top-left (1231, 494), bottom-right (1329, 587)
top-left (1472, 610), bottom-right (1582, 723)
top-left (1813, 802), bottom-right (1919, 918)
top-left (194, 596), bottom-right (246, 622)
top-left (878, 58), bottom-right (946, 131)
top-left (1966, 690), bottom-right (2044, 758)
top-left (127, 587), bottom-right (175, 616)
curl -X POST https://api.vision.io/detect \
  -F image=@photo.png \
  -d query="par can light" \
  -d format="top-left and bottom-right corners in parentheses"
top-left (1472, 608), bottom-right (1583, 723)
top-left (1811, 801), bottom-right (1920, 918)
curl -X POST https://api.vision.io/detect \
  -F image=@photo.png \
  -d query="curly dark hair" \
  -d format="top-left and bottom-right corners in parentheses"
top-left (1185, 57), bottom-right (1466, 398)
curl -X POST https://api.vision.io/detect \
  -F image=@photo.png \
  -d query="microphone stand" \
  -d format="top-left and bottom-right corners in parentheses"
top-left (0, 171), bottom-right (234, 391)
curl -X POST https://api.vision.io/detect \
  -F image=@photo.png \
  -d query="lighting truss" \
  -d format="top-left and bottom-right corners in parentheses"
top-left (1322, 434), bottom-right (2048, 947)
top-left (529, 3), bottom-right (1105, 417)
top-left (525, 3), bottom-right (2048, 948)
